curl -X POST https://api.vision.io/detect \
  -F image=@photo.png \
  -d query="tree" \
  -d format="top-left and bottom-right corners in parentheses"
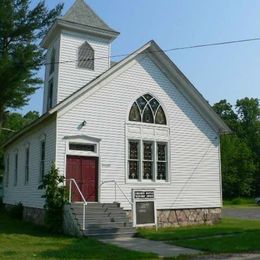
top-left (221, 134), bottom-right (255, 198)
top-left (213, 98), bottom-right (260, 198)
top-left (236, 98), bottom-right (260, 196)
top-left (0, 111), bottom-right (39, 177)
top-left (212, 99), bottom-right (238, 131)
top-left (0, 0), bottom-right (63, 131)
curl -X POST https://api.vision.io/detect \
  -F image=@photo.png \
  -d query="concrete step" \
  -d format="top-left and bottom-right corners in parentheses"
top-left (71, 202), bottom-right (120, 209)
top-left (84, 222), bottom-right (133, 229)
top-left (67, 202), bottom-right (136, 238)
top-left (85, 227), bottom-right (135, 235)
top-left (75, 216), bottom-right (112, 223)
top-left (71, 208), bottom-right (124, 215)
top-left (84, 231), bottom-right (136, 239)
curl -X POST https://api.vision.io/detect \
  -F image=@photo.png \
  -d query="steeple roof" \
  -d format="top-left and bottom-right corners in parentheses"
top-left (41, 0), bottom-right (119, 48)
top-left (61, 0), bottom-right (117, 33)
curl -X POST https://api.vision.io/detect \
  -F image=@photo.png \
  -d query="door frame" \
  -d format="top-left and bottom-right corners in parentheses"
top-left (63, 135), bottom-right (101, 203)
top-left (66, 155), bottom-right (99, 202)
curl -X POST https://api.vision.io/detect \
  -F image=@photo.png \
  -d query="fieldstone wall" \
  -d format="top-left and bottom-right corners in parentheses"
top-left (63, 205), bottom-right (82, 236)
top-left (23, 206), bottom-right (45, 225)
top-left (125, 210), bottom-right (133, 222)
top-left (157, 208), bottom-right (221, 227)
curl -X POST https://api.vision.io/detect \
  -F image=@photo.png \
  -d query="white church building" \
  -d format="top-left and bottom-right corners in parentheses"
top-left (3, 0), bottom-right (230, 234)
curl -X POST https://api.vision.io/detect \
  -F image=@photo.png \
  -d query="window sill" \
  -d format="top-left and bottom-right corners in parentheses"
top-left (126, 179), bottom-right (170, 185)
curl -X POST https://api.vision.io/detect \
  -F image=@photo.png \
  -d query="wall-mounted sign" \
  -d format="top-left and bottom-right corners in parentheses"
top-left (132, 189), bottom-right (156, 227)
top-left (134, 190), bottom-right (154, 199)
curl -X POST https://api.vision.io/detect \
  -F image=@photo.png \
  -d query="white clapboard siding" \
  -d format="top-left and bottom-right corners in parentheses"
top-left (57, 30), bottom-right (111, 103)
top-left (56, 53), bottom-right (221, 211)
top-left (3, 116), bottom-right (56, 209)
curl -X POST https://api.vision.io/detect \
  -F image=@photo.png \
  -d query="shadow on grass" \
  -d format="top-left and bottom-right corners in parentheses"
top-left (0, 210), bottom-right (60, 237)
top-left (37, 238), bottom-right (157, 259)
top-left (0, 210), bottom-right (157, 259)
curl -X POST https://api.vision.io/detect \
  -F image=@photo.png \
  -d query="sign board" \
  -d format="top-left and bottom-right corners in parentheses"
top-left (134, 190), bottom-right (154, 199)
top-left (136, 201), bottom-right (155, 225)
top-left (132, 189), bottom-right (156, 227)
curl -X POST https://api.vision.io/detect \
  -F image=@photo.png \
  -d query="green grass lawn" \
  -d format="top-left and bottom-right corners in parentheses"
top-left (0, 210), bottom-right (157, 260)
top-left (138, 218), bottom-right (260, 253)
top-left (223, 198), bottom-right (258, 208)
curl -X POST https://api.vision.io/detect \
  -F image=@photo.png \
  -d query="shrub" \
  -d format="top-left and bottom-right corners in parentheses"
top-left (8, 202), bottom-right (23, 219)
top-left (39, 163), bottom-right (66, 233)
top-left (0, 197), bottom-right (4, 211)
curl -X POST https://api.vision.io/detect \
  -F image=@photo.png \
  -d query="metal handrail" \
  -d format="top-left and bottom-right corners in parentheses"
top-left (66, 178), bottom-right (87, 230)
top-left (100, 180), bottom-right (133, 206)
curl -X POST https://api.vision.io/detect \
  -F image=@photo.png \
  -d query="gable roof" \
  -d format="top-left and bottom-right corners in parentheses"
top-left (2, 40), bottom-right (230, 148)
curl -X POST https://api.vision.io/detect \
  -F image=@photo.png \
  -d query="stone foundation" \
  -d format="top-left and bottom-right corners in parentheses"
top-left (23, 206), bottom-right (45, 225)
top-left (157, 208), bottom-right (221, 227)
top-left (125, 210), bottom-right (133, 222)
top-left (63, 205), bottom-right (82, 236)
top-left (124, 207), bottom-right (221, 227)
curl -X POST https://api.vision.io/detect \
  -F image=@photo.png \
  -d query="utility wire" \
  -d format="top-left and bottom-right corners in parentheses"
top-left (44, 36), bottom-right (260, 66)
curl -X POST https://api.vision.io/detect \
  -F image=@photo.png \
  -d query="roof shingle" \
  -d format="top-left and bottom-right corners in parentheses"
top-left (61, 0), bottom-right (116, 33)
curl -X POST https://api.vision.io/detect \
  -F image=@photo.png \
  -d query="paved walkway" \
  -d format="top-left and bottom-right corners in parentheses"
top-left (222, 208), bottom-right (260, 220)
top-left (195, 253), bottom-right (260, 260)
top-left (100, 237), bottom-right (200, 258)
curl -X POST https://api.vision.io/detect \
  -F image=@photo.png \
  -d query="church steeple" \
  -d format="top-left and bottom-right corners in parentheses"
top-left (41, 0), bottom-right (119, 114)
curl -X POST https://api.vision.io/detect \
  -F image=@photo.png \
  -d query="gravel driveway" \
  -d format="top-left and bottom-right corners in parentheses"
top-left (222, 207), bottom-right (260, 219)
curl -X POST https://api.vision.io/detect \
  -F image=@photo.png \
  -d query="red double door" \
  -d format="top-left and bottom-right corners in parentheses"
top-left (66, 156), bottom-right (98, 202)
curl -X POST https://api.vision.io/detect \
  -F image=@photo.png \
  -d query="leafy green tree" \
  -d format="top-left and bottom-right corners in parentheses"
top-left (212, 99), bottom-right (238, 131)
top-left (0, 0), bottom-right (63, 131)
top-left (213, 98), bottom-right (260, 198)
top-left (0, 111), bottom-right (39, 177)
top-left (221, 134), bottom-right (255, 198)
top-left (236, 98), bottom-right (260, 196)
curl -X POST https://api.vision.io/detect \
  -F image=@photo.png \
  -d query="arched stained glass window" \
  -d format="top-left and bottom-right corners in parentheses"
top-left (78, 41), bottom-right (94, 70)
top-left (129, 94), bottom-right (167, 125)
top-left (129, 102), bottom-right (141, 122)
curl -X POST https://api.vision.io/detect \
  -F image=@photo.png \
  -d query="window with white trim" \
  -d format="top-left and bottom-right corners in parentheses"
top-left (5, 155), bottom-right (9, 187)
top-left (129, 94), bottom-right (166, 125)
top-left (47, 79), bottom-right (53, 110)
top-left (157, 143), bottom-right (167, 180)
top-left (78, 41), bottom-right (94, 70)
top-left (128, 141), bottom-right (168, 181)
top-left (25, 145), bottom-right (30, 184)
top-left (40, 138), bottom-right (46, 182)
top-left (49, 48), bottom-right (55, 75)
top-left (127, 94), bottom-right (169, 182)
top-left (128, 140), bottom-right (140, 179)
top-left (69, 143), bottom-right (95, 152)
top-left (14, 152), bottom-right (18, 186)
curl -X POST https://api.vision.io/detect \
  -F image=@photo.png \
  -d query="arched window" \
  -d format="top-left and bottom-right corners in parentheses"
top-left (129, 94), bottom-right (167, 125)
top-left (78, 41), bottom-right (94, 70)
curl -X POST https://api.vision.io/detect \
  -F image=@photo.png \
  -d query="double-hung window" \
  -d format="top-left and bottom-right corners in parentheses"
top-left (40, 138), bottom-right (46, 182)
top-left (14, 152), bottom-right (18, 186)
top-left (5, 155), bottom-right (9, 187)
top-left (128, 141), bottom-right (140, 179)
top-left (25, 145), bottom-right (30, 184)
top-left (47, 79), bottom-right (53, 110)
top-left (143, 141), bottom-right (154, 180)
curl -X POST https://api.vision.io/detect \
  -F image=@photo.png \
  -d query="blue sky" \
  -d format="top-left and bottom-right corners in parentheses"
top-left (23, 0), bottom-right (260, 115)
